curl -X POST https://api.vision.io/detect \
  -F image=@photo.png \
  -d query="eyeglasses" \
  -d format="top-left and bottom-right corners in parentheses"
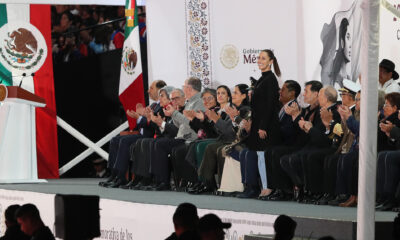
top-left (383, 103), bottom-right (393, 108)
top-left (355, 98), bottom-right (361, 102)
top-left (171, 97), bottom-right (181, 101)
top-left (202, 96), bottom-right (215, 102)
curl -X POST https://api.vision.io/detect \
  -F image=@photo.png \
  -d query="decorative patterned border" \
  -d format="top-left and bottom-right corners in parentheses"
top-left (185, 0), bottom-right (212, 87)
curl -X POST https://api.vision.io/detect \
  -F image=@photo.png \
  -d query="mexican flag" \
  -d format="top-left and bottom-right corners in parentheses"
top-left (119, 0), bottom-right (145, 129)
top-left (0, 4), bottom-right (59, 178)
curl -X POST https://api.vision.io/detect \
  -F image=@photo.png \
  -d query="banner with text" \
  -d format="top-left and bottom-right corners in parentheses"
top-left (0, 189), bottom-right (277, 240)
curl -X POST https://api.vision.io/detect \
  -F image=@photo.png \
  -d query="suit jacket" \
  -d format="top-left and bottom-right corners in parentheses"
top-left (307, 103), bottom-right (341, 148)
top-left (171, 92), bottom-right (206, 141)
top-left (161, 116), bottom-right (179, 139)
top-left (390, 126), bottom-right (400, 149)
top-left (135, 102), bottom-right (163, 138)
top-left (247, 70), bottom-right (281, 150)
top-left (189, 106), bottom-right (221, 139)
top-left (279, 100), bottom-right (298, 145)
top-left (292, 104), bottom-right (320, 148)
top-left (378, 112), bottom-right (400, 152)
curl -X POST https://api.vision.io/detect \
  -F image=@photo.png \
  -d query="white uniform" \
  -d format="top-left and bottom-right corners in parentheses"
top-left (379, 79), bottom-right (400, 94)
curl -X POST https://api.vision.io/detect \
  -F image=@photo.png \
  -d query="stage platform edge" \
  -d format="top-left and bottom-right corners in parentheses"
top-left (0, 178), bottom-right (395, 240)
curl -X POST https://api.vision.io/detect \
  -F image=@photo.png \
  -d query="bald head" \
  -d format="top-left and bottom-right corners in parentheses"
top-left (318, 86), bottom-right (337, 107)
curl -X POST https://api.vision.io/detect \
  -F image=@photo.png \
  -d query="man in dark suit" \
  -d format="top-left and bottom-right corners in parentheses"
top-left (125, 88), bottom-right (185, 190)
top-left (277, 80), bottom-right (324, 202)
top-left (317, 79), bottom-right (359, 205)
top-left (262, 81), bottom-right (322, 201)
top-left (100, 80), bottom-right (166, 188)
top-left (150, 77), bottom-right (206, 191)
top-left (294, 86), bottom-right (342, 203)
top-left (263, 80), bottom-right (302, 200)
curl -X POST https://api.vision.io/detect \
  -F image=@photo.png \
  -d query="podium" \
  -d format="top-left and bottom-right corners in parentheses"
top-left (0, 85), bottom-right (47, 183)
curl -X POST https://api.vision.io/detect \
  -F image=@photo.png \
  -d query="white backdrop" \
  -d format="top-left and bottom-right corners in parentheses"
top-left (209, 0), bottom-right (297, 88)
top-left (380, 0), bottom-right (400, 70)
top-left (147, 0), bottom-right (395, 90)
top-left (147, 0), bottom-right (298, 89)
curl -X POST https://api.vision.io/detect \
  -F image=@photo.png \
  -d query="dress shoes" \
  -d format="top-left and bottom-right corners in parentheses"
top-left (106, 177), bottom-right (127, 188)
top-left (141, 182), bottom-right (158, 191)
top-left (131, 181), bottom-right (150, 190)
top-left (190, 183), bottom-right (215, 195)
top-left (151, 182), bottom-right (171, 191)
top-left (392, 206), bottom-right (400, 212)
top-left (299, 193), bottom-right (314, 204)
top-left (328, 194), bottom-right (349, 206)
top-left (293, 188), bottom-right (304, 202)
top-left (99, 175), bottom-right (116, 187)
top-left (316, 193), bottom-right (335, 205)
top-left (267, 190), bottom-right (291, 201)
top-left (187, 182), bottom-right (204, 194)
top-left (304, 193), bottom-right (323, 204)
top-left (215, 191), bottom-right (240, 197)
top-left (174, 180), bottom-right (188, 192)
top-left (119, 180), bottom-right (138, 189)
top-left (339, 195), bottom-right (357, 207)
top-left (376, 199), bottom-right (397, 211)
top-left (236, 187), bottom-right (259, 199)
top-left (186, 182), bottom-right (202, 193)
top-left (258, 189), bottom-right (274, 200)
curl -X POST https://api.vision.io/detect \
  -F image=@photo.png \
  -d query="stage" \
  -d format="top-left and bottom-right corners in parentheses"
top-left (0, 178), bottom-right (396, 240)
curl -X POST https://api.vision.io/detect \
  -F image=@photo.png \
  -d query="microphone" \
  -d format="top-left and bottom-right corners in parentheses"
top-left (18, 72), bottom-right (35, 88)
top-left (18, 73), bottom-right (26, 88)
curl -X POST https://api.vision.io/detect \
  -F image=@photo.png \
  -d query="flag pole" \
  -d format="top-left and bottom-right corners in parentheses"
top-left (357, 0), bottom-right (380, 239)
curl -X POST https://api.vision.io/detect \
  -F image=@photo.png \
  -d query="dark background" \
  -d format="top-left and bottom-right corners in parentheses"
top-left (54, 45), bottom-right (148, 177)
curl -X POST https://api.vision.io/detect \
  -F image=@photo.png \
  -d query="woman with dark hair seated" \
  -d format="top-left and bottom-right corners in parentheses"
top-left (376, 93), bottom-right (400, 211)
top-left (187, 84), bottom-right (250, 194)
top-left (171, 87), bottom-right (230, 189)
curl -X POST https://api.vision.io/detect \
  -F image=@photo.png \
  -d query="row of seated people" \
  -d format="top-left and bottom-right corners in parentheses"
top-left (99, 67), bottom-right (400, 212)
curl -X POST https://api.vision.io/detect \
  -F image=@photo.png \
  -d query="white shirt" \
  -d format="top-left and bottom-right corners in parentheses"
top-left (379, 79), bottom-right (400, 94)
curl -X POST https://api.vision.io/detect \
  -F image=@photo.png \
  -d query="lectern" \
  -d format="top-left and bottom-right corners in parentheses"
top-left (0, 84), bottom-right (46, 183)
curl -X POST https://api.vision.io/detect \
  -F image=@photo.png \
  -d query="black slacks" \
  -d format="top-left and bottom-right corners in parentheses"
top-left (377, 150), bottom-right (400, 197)
top-left (323, 153), bottom-right (340, 194)
top-left (266, 145), bottom-right (300, 190)
top-left (152, 138), bottom-right (186, 184)
top-left (302, 148), bottom-right (336, 193)
top-left (336, 151), bottom-right (359, 195)
top-left (131, 138), bottom-right (155, 178)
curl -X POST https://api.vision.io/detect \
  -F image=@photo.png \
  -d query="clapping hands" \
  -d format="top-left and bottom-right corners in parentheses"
top-left (151, 112), bottom-right (164, 127)
top-left (284, 102), bottom-right (301, 119)
top-left (320, 107), bottom-right (333, 128)
top-left (205, 109), bottom-right (220, 123)
top-left (380, 121), bottom-right (394, 137)
top-left (163, 104), bottom-right (175, 117)
top-left (299, 117), bottom-right (312, 133)
top-left (225, 105), bottom-right (239, 121)
top-left (338, 105), bottom-right (352, 121)
top-left (183, 110), bottom-right (196, 121)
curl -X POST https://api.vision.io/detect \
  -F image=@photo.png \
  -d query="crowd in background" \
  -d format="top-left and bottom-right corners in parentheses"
top-left (51, 5), bottom-right (146, 63)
